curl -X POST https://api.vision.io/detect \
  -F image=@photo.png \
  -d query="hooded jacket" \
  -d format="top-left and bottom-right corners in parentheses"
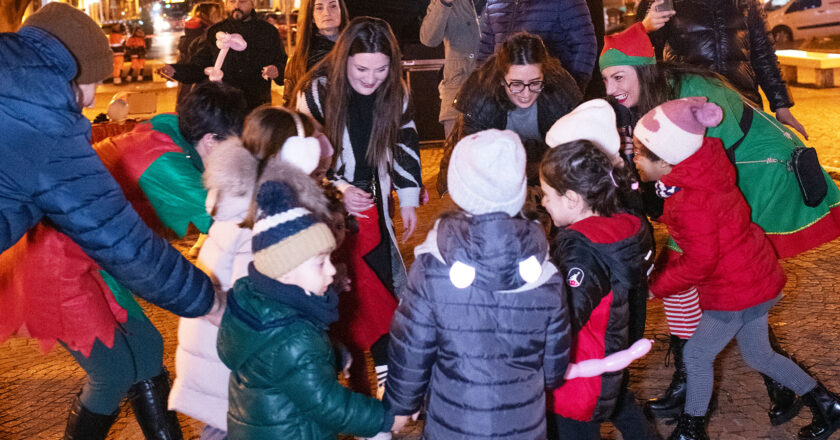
top-left (217, 269), bottom-right (392, 439)
top-left (637, 0), bottom-right (792, 111)
top-left (0, 26), bottom-right (212, 318)
top-left (477, 0), bottom-right (597, 90)
top-left (169, 138), bottom-right (331, 430)
top-left (384, 212), bottom-right (571, 439)
top-left (650, 137), bottom-right (786, 310)
top-left (548, 213), bottom-right (653, 422)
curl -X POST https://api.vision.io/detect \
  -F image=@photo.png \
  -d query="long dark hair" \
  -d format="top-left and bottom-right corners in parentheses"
top-left (632, 61), bottom-right (749, 117)
top-left (540, 140), bottom-right (634, 217)
top-left (474, 32), bottom-right (578, 111)
top-left (287, 0), bottom-right (348, 93)
top-left (299, 17), bottom-right (406, 171)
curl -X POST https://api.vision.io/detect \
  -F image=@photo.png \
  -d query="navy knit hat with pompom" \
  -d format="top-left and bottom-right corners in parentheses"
top-left (252, 181), bottom-right (335, 279)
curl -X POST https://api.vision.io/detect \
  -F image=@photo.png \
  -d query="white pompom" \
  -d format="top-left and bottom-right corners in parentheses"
top-left (449, 261), bottom-right (476, 289)
top-left (518, 255), bottom-right (542, 283)
top-left (280, 136), bottom-right (321, 174)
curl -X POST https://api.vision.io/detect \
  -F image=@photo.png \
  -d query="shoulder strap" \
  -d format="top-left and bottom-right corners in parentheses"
top-left (725, 102), bottom-right (754, 164)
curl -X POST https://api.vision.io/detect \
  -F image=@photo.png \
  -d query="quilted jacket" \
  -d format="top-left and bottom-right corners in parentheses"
top-left (0, 26), bottom-right (213, 317)
top-left (637, 0), bottom-right (793, 111)
top-left (477, 0), bottom-right (597, 90)
top-left (385, 212), bottom-right (571, 439)
top-left (217, 268), bottom-right (392, 439)
top-left (649, 137), bottom-right (786, 310)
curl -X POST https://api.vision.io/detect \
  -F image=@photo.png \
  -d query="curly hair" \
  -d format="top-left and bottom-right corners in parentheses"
top-left (540, 140), bottom-right (634, 217)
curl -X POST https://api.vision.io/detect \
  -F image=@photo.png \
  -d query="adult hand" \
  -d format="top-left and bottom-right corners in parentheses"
top-left (392, 415), bottom-right (412, 433)
top-left (344, 186), bottom-right (373, 216)
top-left (400, 206), bottom-right (417, 243)
top-left (262, 64), bottom-right (279, 80)
top-left (156, 64), bottom-right (176, 81)
top-left (642, 0), bottom-right (676, 32)
top-left (775, 107), bottom-right (808, 140)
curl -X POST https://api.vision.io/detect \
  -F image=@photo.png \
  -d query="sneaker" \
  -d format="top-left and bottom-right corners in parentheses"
top-left (113, 76), bottom-right (122, 85)
top-left (137, 74), bottom-right (144, 82)
top-left (125, 75), bottom-right (132, 83)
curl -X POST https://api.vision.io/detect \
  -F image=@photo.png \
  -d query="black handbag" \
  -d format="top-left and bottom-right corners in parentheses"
top-left (728, 102), bottom-right (827, 207)
top-left (790, 146), bottom-right (828, 207)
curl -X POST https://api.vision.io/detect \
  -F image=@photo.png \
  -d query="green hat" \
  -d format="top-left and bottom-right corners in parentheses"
top-left (599, 22), bottom-right (657, 71)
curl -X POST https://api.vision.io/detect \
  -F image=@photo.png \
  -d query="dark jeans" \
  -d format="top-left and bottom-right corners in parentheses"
top-left (547, 389), bottom-right (659, 440)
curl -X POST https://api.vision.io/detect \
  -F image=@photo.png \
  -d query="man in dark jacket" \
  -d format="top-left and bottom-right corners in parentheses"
top-left (637, 0), bottom-right (808, 139)
top-left (477, 0), bottom-right (598, 91)
top-left (161, 0), bottom-right (287, 111)
top-left (0, 2), bottom-right (213, 318)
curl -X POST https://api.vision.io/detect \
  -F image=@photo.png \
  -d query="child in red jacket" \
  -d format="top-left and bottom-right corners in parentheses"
top-left (633, 97), bottom-right (840, 440)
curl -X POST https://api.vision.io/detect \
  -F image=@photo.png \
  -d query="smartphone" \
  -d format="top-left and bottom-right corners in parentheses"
top-left (656, 0), bottom-right (674, 12)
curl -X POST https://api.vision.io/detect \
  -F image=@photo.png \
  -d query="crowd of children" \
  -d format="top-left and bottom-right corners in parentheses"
top-left (9, 5), bottom-right (840, 440)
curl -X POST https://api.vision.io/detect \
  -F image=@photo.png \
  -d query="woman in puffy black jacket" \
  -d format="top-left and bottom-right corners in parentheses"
top-left (636, 0), bottom-right (808, 138)
top-left (436, 32), bottom-right (582, 194)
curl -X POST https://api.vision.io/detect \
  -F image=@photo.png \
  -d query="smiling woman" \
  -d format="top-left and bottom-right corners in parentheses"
top-left (295, 17), bottom-right (423, 399)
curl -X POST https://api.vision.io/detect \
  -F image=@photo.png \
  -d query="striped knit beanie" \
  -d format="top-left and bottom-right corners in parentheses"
top-left (252, 181), bottom-right (335, 279)
top-left (599, 22), bottom-right (656, 71)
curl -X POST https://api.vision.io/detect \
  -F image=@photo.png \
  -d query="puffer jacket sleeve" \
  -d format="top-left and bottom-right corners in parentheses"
top-left (476, 3), bottom-right (497, 62)
top-left (278, 329), bottom-right (392, 436)
top-left (746, 0), bottom-right (793, 111)
top-left (543, 274), bottom-right (571, 390)
top-left (551, 231), bottom-right (612, 334)
top-left (31, 136), bottom-right (213, 317)
top-left (383, 255), bottom-right (439, 415)
top-left (551, 0), bottom-right (597, 89)
top-left (649, 196), bottom-right (720, 297)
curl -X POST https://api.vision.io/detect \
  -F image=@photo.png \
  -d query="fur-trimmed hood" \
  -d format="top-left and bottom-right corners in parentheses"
top-left (202, 137), bottom-right (331, 223)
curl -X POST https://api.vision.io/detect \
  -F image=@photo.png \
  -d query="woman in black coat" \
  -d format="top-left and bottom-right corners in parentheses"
top-left (436, 32), bottom-right (582, 194)
top-left (637, 0), bottom-right (808, 138)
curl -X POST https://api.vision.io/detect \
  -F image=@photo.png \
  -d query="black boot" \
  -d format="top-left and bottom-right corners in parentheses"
top-left (666, 413), bottom-right (709, 440)
top-left (127, 369), bottom-right (184, 440)
top-left (763, 327), bottom-right (804, 425)
top-left (646, 335), bottom-right (687, 419)
top-left (64, 394), bottom-right (118, 440)
top-left (798, 382), bottom-right (840, 440)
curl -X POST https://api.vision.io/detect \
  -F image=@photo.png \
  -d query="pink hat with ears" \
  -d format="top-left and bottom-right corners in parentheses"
top-left (634, 97), bottom-right (724, 165)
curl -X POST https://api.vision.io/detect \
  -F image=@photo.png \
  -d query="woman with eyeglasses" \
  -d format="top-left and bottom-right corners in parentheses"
top-left (437, 32), bottom-right (582, 194)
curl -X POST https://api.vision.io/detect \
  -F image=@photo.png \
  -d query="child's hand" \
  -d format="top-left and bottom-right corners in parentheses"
top-left (392, 415), bottom-right (412, 433)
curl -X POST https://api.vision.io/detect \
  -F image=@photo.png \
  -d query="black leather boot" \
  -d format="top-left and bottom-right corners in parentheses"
top-left (666, 413), bottom-right (709, 440)
top-left (127, 369), bottom-right (184, 440)
top-left (763, 327), bottom-right (804, 425)
top-left (646, 335), bottom-right (687, 419)
top-left (64, 394), bottom-right (118, 440)
top-left (798, 382), bottom-right (840, 440)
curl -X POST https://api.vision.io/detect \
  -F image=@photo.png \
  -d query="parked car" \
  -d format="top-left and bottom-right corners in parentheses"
top-left (765, 0), bottom-right (840, 42)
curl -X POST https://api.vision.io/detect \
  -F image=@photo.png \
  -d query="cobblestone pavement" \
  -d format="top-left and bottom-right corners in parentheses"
top-left (3, 85), bottom-right (840, 439)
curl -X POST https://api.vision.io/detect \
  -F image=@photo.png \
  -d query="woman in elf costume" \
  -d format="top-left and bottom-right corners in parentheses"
top-left (599, 22), bottom-right (840, 430)
top-left (0, 82), bottom-right (247, 440)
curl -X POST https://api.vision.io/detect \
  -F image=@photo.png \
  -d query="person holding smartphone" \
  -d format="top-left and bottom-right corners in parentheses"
top-left (637, 0), bottom-right (808, 140)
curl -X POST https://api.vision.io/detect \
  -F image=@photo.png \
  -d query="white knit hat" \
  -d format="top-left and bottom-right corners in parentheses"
top-left (447, 129), bottom-right (526, 216)
top-left (545, 99), bottom-right (620, 157)
top-left (634, 97), bottom-right (724, 165)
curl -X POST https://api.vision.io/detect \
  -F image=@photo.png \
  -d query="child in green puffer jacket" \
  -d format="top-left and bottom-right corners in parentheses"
top-left (217, 180), bottom-right (403, 439)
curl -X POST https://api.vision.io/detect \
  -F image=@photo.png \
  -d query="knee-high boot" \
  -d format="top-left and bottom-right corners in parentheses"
top-left (126, 369), bottom-right (183, 440)
top-left (763, 327), bottom-right (805, 425)
top-left (64, 394), bottom-right (118, 440)
top-left (646, 335), bottom-right (687, 418)
top-left (798, 382), bottom-right (840, 440)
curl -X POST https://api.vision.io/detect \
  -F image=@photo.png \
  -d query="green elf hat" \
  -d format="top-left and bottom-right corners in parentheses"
top-left (599, 22), bottom-right (657, 71)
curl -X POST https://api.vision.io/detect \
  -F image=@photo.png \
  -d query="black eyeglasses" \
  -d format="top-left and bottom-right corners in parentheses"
top-left (503, 79), bottom-right (545, 94)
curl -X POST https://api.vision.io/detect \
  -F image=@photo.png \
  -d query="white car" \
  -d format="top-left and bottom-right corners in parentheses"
top-left (765, 0), bottom-right (840, 42)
